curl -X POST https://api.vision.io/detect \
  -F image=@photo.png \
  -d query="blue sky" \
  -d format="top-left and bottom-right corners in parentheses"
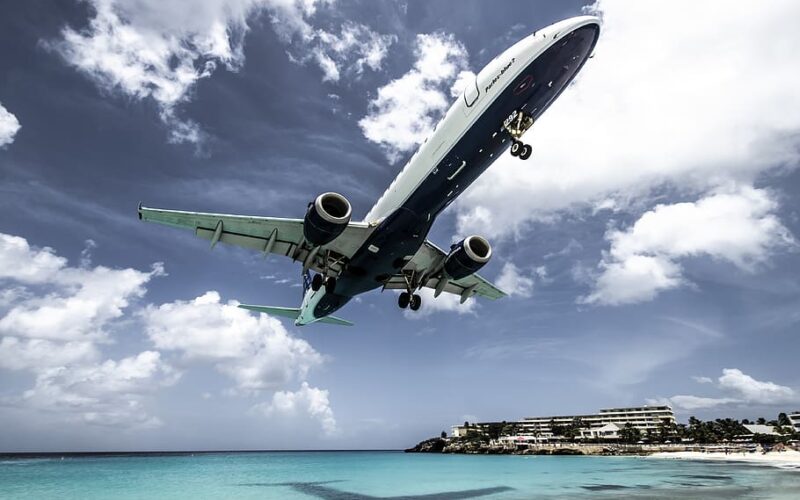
top-left (1, 0), bottom-right (799, 451)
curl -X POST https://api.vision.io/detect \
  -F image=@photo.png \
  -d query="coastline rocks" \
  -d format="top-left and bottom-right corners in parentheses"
top-left (405, 437), bottom-right (656, 456)
top-left (404, 438), bottom-right (446, 453)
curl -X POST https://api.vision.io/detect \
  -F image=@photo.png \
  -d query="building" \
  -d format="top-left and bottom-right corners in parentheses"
top-left (789, 411), bottom-right (800, 432)
top-left (452, 405), bottom-right (676, 441)
top-left (742, 424), bottom-right (780, 436)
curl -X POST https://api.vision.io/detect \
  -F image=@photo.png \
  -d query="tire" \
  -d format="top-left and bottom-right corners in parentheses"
top-left (410, 294), bottom-right (421, 311)
top-left (510, 140), bottom-right (521, 157)
top-left (324, 276), bottom-right (337, 294)
top-left (398, 292), bottom-right (410, 309)
top-left (520, 144), bottom-right (532, 160)
top-left (311, 274), bottom-right (323, 291)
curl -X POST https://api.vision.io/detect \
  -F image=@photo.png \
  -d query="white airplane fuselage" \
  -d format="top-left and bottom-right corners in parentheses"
top-left (296, 16), bottom-right (600, 325)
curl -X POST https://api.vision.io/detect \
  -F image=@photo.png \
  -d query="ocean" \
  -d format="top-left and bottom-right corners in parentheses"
top-left (1, 451), bottom-right (799, 499)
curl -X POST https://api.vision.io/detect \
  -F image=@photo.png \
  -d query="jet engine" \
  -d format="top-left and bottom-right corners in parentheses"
top-left (443, 235), bottom-right (492, 279)
top-left (303, 192), bottom-right (352, 246)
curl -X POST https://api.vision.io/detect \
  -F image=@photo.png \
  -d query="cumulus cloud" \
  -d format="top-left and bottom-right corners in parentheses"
top-left (495, 262), bottom-right (540, 298)
top-left (252, 381), bottom-right (337, 436)
top-left (456, 0), bottom-right (800, 239)
top-left (0, 233), bottom-right (162, 344)
top-left (53, 0), bottom-right (392, 142)
top-left (0, 232), bottom-right (170, 427)
top-left (403, 287), bottom-right (477, 319)
top-left (650, 368), bottom-right (798, 412)
top-left (717, 368), bottom-right (796, 405)
top-left (0, 102), bottom-right (20, 147)
top-left (141, 291), bottom-right (323, 392)
top-left (0, 337), bottom-right (99, 371)
top-left (359, 33), bottom-right (471, 162)
top-left (581, 186), bottom-right (794, 305)
top-left (20, 351), bottom-right (177, 428)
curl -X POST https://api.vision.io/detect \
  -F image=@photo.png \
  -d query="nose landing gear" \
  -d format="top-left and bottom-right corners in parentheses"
top-left (503, 110), bottom-right (534, 160)
top-left (510, 140), bottom-right (532, 160)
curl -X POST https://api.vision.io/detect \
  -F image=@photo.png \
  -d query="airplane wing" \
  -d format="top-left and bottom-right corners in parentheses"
top-left (382, 240), bottom-right (508, 302)
top-left (137, 205), bottom-right (372, 275)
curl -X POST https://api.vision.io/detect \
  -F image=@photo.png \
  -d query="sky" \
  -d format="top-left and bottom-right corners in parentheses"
top-left (1, 0), bottom-right (799, 452)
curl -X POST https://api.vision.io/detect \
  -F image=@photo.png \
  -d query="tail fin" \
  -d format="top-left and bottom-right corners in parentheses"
top-left (237, 305), bottom-right (353, 326)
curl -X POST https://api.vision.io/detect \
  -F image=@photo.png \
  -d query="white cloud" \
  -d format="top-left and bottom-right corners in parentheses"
top-left (0, 265), bottom-right (160, 342)
top-left (252, 381), bottom-right (337, 436)
top-left (0, 337), bottom-right (98, 371)
top-left (0, 102), bottom-right (20, 147)
top-left (359, 33), bottom-right (471, 162)
top-left (311, 22), bottom-right (396, 82)
top-left (581, 186), bottom-right (794, 305)
top-left (656, 395), bottom-right (740, 411)
top-left (495, 261), bottom-right (536, 298)
top-left (404, 287), bottom-right (477, 319)
top-left (53, 0), bottom-right (254, 143)
top-left (54, 0), bottom-right (392, 142)
top-left (718, 368), bottom-right (796, 405)
top-left (0, 233), bottom-right (162, 344)
top-left (20, 351), bottom-right (177, 428)
top-left (652, 368), bottom-right (798, 412)
top-left (582, 255), bottom-right (683, 306)
top-left (456, 0), bottom-right (800, 239)
top-left (0, 233), bottom-right (67, 284)
top-left (141, 291), bottom-right (323, 392)
top-left (0, 232), bottom-right (168, 428)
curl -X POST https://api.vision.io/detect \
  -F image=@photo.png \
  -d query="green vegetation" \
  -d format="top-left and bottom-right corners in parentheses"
top-left (619, 423), bottom-right (641, 444)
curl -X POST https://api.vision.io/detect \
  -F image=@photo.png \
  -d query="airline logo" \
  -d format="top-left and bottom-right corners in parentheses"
top-left (485, 58), bottom-right (515, 94)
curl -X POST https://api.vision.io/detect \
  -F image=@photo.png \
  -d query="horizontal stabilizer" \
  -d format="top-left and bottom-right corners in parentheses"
top-left (238, 304), bottom-right (301, 319)
top-left (238, 304), bottom-right (353, 326)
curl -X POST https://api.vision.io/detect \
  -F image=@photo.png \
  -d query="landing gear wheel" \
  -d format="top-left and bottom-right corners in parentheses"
top-left (311, 273), bottom-right (323, 291)
top-left (324, 276), bottom-right (337, 294)
top-left (519, 144), bottom-right (532, 160)
top-left (409, 294), bottom-right (422, 311)
top-left (510, 140), bottom-right (522, 157)
top-left (398, 292), bottom-right (411, 309)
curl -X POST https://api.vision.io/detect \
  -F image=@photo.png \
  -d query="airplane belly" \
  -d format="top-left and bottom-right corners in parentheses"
top-left (401, 22), bottom-right (600, 219)
top-left (334, 20), bottom-right (599, 307)
top-left (366, 19), bottom-right (599, 224)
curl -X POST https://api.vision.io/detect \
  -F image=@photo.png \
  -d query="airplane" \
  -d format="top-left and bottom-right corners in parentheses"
top-left (138, 16), bottom-right (601, 326)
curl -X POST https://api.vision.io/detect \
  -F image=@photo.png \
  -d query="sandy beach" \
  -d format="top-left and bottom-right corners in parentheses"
top-left (650, 449), bottom-right (800, 469)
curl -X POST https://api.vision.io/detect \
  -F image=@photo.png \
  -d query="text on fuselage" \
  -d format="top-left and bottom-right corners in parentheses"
top-left (485, 58), bottom-right (515, 93)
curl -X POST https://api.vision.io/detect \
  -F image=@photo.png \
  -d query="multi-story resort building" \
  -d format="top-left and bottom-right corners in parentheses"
top-left (789, 411), bottom-right (800, 432)
top-left (452, 405), bottom-right (676, 442)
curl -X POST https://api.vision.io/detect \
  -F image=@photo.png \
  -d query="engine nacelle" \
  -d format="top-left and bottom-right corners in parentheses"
top-left (443, 235), bottom-right (492, 280)
top-left (303, 192), bottom-right (352, 247)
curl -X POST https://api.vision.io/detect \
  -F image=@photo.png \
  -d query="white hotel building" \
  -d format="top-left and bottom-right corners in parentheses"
top-left (453, 405), bottom-right (676, 441)
top-left (789, 411), bottom-right (800, 432)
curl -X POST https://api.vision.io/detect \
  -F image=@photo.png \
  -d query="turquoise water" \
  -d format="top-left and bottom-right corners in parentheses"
top-left (1, 451), bottom-right (799, 499)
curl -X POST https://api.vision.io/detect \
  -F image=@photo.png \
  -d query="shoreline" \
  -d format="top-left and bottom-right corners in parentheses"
top-left (405, 438), bottom-right (800, 469)
top-left (649, 449), bottom-right (800, 469)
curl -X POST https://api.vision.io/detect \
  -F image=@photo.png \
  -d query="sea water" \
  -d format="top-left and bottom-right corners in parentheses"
top-left (1, 451), bottom-right (799, 499)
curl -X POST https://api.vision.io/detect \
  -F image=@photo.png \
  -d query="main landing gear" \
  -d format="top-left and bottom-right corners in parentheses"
top-left (397, 271), bottom-right (422, 311)
top-left (310, 273), bottom-right (337, 293)
top-left (398, 291), bottom-right (422, 311)
top-left (503, 110), bottom-right (534, 160)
